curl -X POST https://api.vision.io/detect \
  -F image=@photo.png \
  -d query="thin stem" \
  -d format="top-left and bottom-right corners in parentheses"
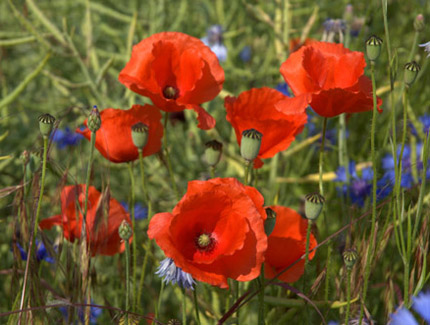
top-left (124, 239), bottom-right (131, 324)
top-left (126, 163), bottom-right (137, 312)
top-left (193, 287), bottom-right (201, 325)
top-left (345, 268), bottom-right (352, 325)
top-left (83, 131), bottom-right (96, 228)
top-left (155, 280), bottom-right (165, 321)
top-left (163, 113), bottom-right (179, 200)
top-left (304, 220), bottom-right (313, 270)
top-left (18, 136), bottom-right (49, 323)
top-left (138, 150), bottom-right (152, 220)
top-left (319, 118), bottom-right (328, 196)
top-left (360, 60), bottom-right (379, 323)
top-left (258, 265), bottom-right (265, 325)
top-left (244, 161), bottom-right (251, 186)
top-left (210, 166), bottom-right (215, 179)
top-left (182, 288), bottom-right (187, 325)
top-left (235, 281), bottom-right (240, 324)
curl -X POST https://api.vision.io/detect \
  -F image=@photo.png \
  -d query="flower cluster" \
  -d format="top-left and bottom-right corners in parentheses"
top-left (389, 291), bottom-right (430, 324)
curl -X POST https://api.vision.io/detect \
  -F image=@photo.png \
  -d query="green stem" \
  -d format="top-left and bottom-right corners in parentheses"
top-left (155, 280), bottom-right (165, 321)
top-left (182, 288), bottom-right (187, 325)
top-left (244, 161), bottom-right (251, 186)
top-left (163, 113), bottom-right (179, 200)
top-left (304, 220), bottom-right (312, 270)
top-left (193, 287), bottom-right (201, 325)
top-left (18, 136), bottom-right (49, 318)
top-left (360, 60), bottom-right (379, 323)
top-left (319, 118), bottom-right (328, 196)
top-left (345, 269), bottom-right (352, 325)
top-left (126, 163), bottom-right (137, 312)
top-left (210, 166), bottom-right (215, 179)
top-left (138, 150), bottom-right (152, 220)
top-left (83, 131), bottom-right (96, 227)
top-left (258, 265), bottom-right (265, 325)
top-left (124, 239), bottom-right (131, 324)
top-left (235, 280), bottom-right (240, 324)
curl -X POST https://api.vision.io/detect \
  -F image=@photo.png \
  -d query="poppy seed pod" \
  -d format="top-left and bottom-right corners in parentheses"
top-left (240, 129), bottom-right (262, 162)
top-left (38, 113), bottom-right (55, 138)
top-left (404, 61), bottom-right (421, 87)
top-left (88, 106), bottom-right (101, 132)
top-left (365, 35), bottom-right (383, 62)
top-left (264, 207), bottom-right (277, 236)
top-left (304, 193), bottom-right (325, 220)
top-left (343, 249), bottom-right (358, 270)
top-left (414, 14), bottom-right (425, 32)
top-left (119, 220), bottom-right (133, 241)
top-left (204, 140), bottom-right (223, 167)
top-left (131, 122), bottom-right (149, 149)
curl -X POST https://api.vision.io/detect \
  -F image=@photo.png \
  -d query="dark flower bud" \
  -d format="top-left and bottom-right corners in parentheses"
top-left (204, 140), bottom-right (223, 167)
top-left (343, 248), bottom-right (358, 270)
top-left (88, 106), bottom-right (101, 132)
top-left (38, 113), bottom-right (55, 138)
top-left (264, 207), bottom-right (277, 236)
top-left (404, 61), bottom-right (421, 87)
top-left (131, 122), bottom-right (149, 149)
top-left (240, 129), bottom-right (262, 162)
top-left (118, 220), bottom-right (132, 241)
top-left (414, 14), bottom-right (425, 33)
top-left (304, 193), bottom-right (325, 220)
top-left (365, 35), bottom-right (383, 62)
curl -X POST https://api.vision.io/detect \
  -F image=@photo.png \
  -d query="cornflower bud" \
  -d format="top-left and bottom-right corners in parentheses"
top-left (304, 193), bottom-right (325, 220)
top-left (240, 129), bottom-right (262, 162)
top-left (118, 220), bottom-right (132, 241)
top-left (414, 14), bottom-right (425, 32)
top-left (343, 249), bottom-right (358, 270)
top-left (38, 113), bottom-right (55, 138)
top-left (204, 140), bottom-right (223, 167)
top-left (88, 106), bottom-right (101, 132)
top-left (131, 122), bottom-right (149, 150)
top-left (264, 207), bottom-right (277, 236)
top-left (365, 35), bottom-right (383, 62)
top-left (404, 61), bottom-right (421, 87)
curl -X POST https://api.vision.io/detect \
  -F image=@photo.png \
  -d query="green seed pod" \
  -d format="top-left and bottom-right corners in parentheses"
top-left (38, 113), bottom-right (55, 138)
top-left (118, 220), bottom-right (133, 241)
top-left (414, 14), bottom-right (425, 32)
top-left (240, 129), bottom-right (262, 162)
top-left (365, 35), bottom-right (383, 62)
top-left (204, 140), bottom-right (223, 167)
top-left (264, 207), bottom-right (277, 236)
top-left (304, 193), bottom-right (325, 220)
top-left (88, 106), bottom-right (101, 132)
top-left (131, 122), bottom-right (149, 149)
top-left (343, 249), bottom-right (358, 270)
top-left (404, 61), bottom-right (421, 87)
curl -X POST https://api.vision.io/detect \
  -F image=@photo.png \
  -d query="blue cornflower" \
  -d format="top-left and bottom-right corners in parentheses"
top-left (60, 301), bottom-right (102, 324)
top-left (275, 83), bottom-right (290, 96)
top-left (51, 127), bottom-right (83, 149)
top-left (121, 202), bottom-right (148, 220)
top-left (335, 161), bottom-right (373, 207)
top-left (419, 41), bottom-right (430, 58)
top-left (412, 291), bottom-right (430, 322)
top-left (156, 257), bottom-right (195, 290)
top-left (411, 114), bottom-right (430, 136)
top-left (201, 25), bottom-right (227, 62)
top-left (389, 307), bottom-right (419, 325)
top-left (15, 240), bottom-right (55, 263)
top-left (239, 45), bottom-right (252, 62)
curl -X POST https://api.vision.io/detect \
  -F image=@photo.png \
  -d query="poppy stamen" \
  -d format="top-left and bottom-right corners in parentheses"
top-left (195, 233), bottom-right (215, 252)
top-left (163, 86), bottom-right (179, 100)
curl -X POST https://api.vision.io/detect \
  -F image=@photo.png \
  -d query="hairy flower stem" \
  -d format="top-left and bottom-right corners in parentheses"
top-left (155, 280), bottom-right (165, 320)
top-left (258, 265), bottom-right (265, 325)
top-left (124, 239), bottom-right (131, 324)
top-left (163, 113), bottom-right (179, 200)
top-left (210, 166), bottom-right (215, 179)
top-left (138, 150), bottom-right (152, 220)
top-left (345, 268), bottom-right (352, 325)
top-left (126, 163), bottom-right (137, 312)
top-left (235, 281), bottom-right (240, 324)
top-left (182, 288), bottom-right (187, 325)
top-left (360, 60), bottom-right (379, 324)
top-left (244, 161), bottom-right (251, 186)
top-left (193, 287), bottom-right (201, 325)
top-left (304, 220), bottom-right (313, 271)
top-left (18, 136), bottom-right (49, 323)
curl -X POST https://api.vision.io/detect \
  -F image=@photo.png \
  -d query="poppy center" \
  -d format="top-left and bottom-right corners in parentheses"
top-left (163, 86), bottom-right (179, 100)
top-left (195, 233), bottom-right (215, 252)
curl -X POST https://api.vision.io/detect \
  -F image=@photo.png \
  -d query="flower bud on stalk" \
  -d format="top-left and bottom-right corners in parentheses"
top-left (119, 220), bottom-right (133, 241)
top-left (365, 35), bottom-right (383, 62)
top-left (240, 129), bottom-right (262, 162)
top-left (131, 122), bottom-right (149, 149)
top-left (204, 140), bottom-right (223, 167)
top-left (343, 249), bottom-right (358, 270)
top-left (38, 113), bottom-right (55, 139)
top-left (88, 106), bottom-right (101, 132)
top-left (414, 14), bottom-right (425, 32)
top-left (404, 61), bottom-right (421, 87)
top-left (304, 193), bottom-right (325, 220)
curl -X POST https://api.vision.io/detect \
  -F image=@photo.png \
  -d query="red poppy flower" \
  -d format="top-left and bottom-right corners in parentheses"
top-left (225, 87), bottom-right (308, 168)
top-left (118, 32), bottom-right (225, 130)
top-left (264, 206), bottom-right (316, 282)
top-left (280, 41), bottom-right (382, 118)
top-left (39, 185), bottom-right (132, 256)
top-left (77, 105), bottom-right (163, 163)
top-left (289, 38), bottom-right (317, 53)
top-left (148, 177), bottom-right (267, 288)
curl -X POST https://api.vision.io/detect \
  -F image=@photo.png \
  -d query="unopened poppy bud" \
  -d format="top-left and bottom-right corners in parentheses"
top-left (304, 193), bottom-right (325, 220)
top-left (404, 61), bottom-right (421, 87)
top-left (118, 220), bottom-right (132, 241)
top-left (264, 207), bottom-right (277, 236)
top-left (204, 140), bottom-right (223, 167)
top-left (131, 122), bottom-right (149, 149)
top-left (240, 129), bottom-right (262, 162)
top-left (88, 106), bottom-right (101, 132)
top-left (38, 113), bottom-right (55, 138)
top-left (365, 35), bottom-right (383, 62)
top-left (414, 14), bottom-right (425, 32)
top-left (343, 249), bottom-right (358, 270)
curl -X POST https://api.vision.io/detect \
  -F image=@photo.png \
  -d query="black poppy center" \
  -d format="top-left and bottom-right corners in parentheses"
top-left (163, 86), bottom-right (179, 100)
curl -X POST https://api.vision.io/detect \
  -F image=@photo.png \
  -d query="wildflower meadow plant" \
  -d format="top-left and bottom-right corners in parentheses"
top-left (2, 1), bottom-right (430, 324)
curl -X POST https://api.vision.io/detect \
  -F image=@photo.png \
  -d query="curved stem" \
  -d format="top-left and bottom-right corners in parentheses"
top-left (163, 113), bottom-right (179, 200)
top-left (126, 163), bottom-right (137, 312)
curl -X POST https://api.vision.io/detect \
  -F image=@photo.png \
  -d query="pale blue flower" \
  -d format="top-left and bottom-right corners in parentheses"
top-left (389, 307), bottom-right (419, 325)
top-left (419, 41), bottom-right (430, 57)
top-left (412, 291), bottom-right (430, 322)
top-left (156, 257), bottom-right (195, 290)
